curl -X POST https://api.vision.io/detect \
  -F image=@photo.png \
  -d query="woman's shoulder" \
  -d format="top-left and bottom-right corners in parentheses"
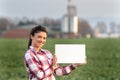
top-left (25, 49), bottom-right (31, 54)
top-left (24, 49), bottom-right (34, 57)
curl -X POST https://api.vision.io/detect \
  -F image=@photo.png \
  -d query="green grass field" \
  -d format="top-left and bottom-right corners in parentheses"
top-left (0, 38), bottom-right (120, 80)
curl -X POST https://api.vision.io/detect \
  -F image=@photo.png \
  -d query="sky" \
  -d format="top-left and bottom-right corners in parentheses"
top-left (0, 0), bottom-right (120, 19)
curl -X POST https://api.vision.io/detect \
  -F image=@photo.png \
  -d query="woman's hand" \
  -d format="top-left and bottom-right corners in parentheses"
top-left (53, 55), bottom-right (58, 69)
top-left (73, 58), bottom-right (87, 67)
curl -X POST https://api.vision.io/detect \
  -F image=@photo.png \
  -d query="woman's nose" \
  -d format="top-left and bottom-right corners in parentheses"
top-left (40, 38), bottom-right (45, 42)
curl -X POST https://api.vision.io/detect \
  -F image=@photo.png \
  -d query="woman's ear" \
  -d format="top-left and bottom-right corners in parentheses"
top-left (31, 35), bottom-right (33, 40)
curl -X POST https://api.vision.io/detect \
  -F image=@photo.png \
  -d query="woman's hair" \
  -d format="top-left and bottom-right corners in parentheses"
top-left (28, 25), bottom-right (47, 49)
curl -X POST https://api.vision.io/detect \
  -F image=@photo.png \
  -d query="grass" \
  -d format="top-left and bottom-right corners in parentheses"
top-left (0, 38), bottom-right (120, 80)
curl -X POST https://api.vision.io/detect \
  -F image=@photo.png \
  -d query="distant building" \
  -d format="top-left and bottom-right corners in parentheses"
top-left (94, 24), bottom-right (120, 38)
top-left (2, 28), bottom-right (30, 38)
top-left (2, 24), bottom-right (36, 38)
top-left (110, 22), bottom-right (116, 33)
top-left (117, 24), bottom-right (120, 33)
top-left (61, 0), bottom-right (78, 38)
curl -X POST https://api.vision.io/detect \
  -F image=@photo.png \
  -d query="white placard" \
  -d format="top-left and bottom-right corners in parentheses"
top-left (55, 44), bottom-right (86, 63)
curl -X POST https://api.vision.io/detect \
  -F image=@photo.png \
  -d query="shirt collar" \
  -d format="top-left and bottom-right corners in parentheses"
top-left (29, 46), bottom-right (44, 53)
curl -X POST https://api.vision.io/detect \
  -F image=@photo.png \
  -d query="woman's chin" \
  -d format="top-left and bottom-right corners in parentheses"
top-left (38, 44), bottom-right (43, 48)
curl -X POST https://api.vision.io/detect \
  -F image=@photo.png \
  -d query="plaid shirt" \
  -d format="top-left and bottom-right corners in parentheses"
top-left (24, 46), bottom-right (75, 80)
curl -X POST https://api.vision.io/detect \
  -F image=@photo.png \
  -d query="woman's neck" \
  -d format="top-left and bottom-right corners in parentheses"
top-left (32, 45), bottom-right (41, 52)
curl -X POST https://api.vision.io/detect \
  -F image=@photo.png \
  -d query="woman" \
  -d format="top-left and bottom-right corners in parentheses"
top-left (24, 25), bottom-right (86, 80)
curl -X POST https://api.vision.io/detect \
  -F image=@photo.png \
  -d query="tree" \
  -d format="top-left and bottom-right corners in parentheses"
top-left (96, 21), bottom-right (107, 33)
top-left (78, 19), bottom-right (92, 37)
top-left (0, 18), bottom-right (11, 34)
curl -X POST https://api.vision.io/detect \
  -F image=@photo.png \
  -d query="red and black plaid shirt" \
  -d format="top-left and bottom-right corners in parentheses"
top-left (24, 46), bottom-right (75, 80)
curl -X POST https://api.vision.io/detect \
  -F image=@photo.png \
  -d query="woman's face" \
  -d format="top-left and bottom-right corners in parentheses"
top-left (31, 31), bottom-right (47, 48)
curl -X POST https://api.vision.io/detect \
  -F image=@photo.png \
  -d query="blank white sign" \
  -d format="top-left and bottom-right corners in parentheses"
top-left (55, 44), bottom-right (86, 63)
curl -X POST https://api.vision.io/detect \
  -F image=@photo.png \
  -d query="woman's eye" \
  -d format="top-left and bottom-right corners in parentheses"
top-left (38, 36), bottom-right (42, 38)
top-left (44, 37), bottom-right (46, 40)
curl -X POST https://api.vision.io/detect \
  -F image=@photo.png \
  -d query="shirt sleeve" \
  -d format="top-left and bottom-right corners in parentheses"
top-left (54, 65), bottom-right (75, 76)
top-left (24, 52), bottom-right (50, 79)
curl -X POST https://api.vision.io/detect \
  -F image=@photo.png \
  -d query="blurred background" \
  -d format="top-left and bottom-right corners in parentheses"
top-left (0, 0), bottom-right (120, 80)
top-left (0, 0), bottom-right (120, 38)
